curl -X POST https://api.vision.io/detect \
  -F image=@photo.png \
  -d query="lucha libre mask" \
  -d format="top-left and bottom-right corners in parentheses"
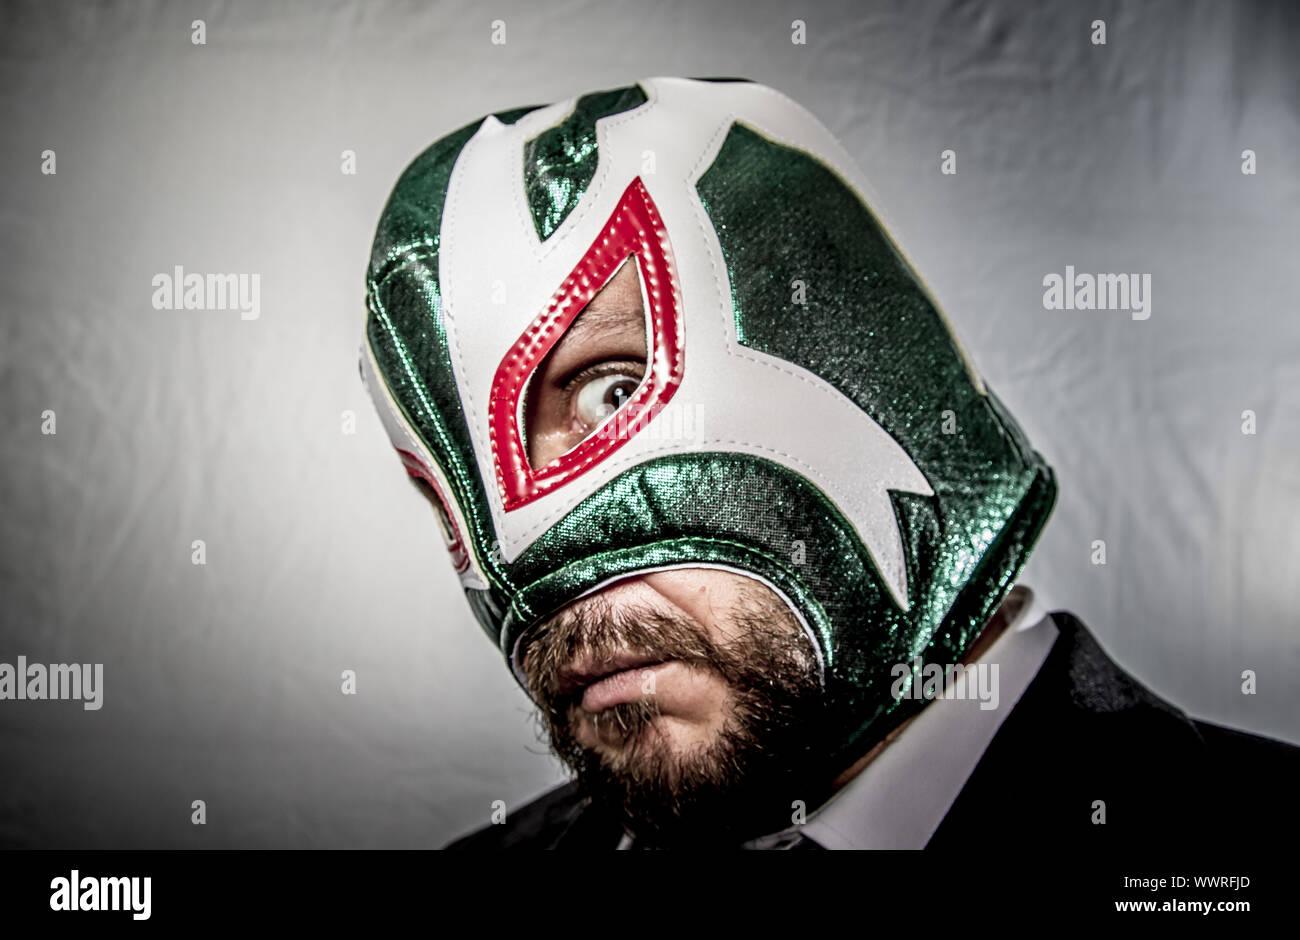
top-left (361, 77), bottom-right (1056, 770)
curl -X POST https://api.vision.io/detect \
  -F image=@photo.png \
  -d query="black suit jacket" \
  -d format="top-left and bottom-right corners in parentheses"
top-left (446, 612), bottom-right (1300, 849)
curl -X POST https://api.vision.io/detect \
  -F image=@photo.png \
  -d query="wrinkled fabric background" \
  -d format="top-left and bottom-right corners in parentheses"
top-left (0, 0), bottom-right (1296, 848)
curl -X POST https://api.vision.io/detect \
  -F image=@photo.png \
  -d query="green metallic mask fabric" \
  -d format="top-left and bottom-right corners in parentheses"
top-left (522, 85), bottom-right (648, 241)
top-left (363, 81), bottom-right (1056, 774)
top-left (689, 122), bottom-right (1057, 750)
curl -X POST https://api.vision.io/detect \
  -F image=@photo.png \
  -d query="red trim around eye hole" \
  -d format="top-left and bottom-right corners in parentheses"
top-left (489, 176), bottom-right (684, 512)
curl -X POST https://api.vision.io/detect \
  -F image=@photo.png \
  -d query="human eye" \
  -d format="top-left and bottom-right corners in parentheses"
top-left (564, 360), bottom-right (645, 434)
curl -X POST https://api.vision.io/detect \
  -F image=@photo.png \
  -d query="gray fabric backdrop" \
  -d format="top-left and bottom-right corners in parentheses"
top-left (1, 0), bottom-right (1296, 848)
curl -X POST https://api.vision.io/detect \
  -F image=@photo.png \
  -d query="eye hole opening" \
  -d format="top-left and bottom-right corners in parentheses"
top-left (521, 254), bottom-right (651, 470)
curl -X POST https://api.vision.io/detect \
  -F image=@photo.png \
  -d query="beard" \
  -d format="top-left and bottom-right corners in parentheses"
top-left (520, 578), bottom-right (835, 847)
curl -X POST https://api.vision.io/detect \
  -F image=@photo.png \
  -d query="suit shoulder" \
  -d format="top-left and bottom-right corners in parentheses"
top-left (1050, 611), bottom-right (1300, 762)
top-left (1189, 717), bottom-right (1300, 803)
top-left (930, 610), bottom-right (1300, 847)
top-left (1191, 719), bottom-right (1300, 760)
top-left (1046, 610), bottom-right (1192, 724)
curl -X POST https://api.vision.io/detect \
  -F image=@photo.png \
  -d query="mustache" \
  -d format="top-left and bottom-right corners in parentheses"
top-left (518, 578), bottom-right (819, 712)
top-left (520, 594), bottom-right (734, 706)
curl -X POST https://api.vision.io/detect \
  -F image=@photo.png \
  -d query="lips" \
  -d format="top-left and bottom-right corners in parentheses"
top-left (558, 655), bottom-right (675, 713)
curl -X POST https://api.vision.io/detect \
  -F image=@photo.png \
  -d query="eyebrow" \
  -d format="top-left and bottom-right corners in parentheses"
top-left (555, 297), bottom-right (645, 350)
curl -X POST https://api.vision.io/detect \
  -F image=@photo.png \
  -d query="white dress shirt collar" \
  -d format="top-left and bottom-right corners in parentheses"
top-left (785, 586), bottom-right (1057, 849)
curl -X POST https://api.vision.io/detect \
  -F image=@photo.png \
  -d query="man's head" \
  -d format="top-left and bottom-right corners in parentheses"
top-left (362, 77), bottom-right (1055, 840)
